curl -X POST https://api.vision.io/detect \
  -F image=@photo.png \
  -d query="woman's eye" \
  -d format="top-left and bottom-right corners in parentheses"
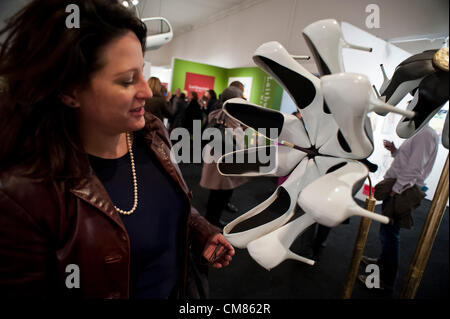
top-left (122, 79), bottom-right (134, 87)
top-left (120, 77), bottom-right (134, 87)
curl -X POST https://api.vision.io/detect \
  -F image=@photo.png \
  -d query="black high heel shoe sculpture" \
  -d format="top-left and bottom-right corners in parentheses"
top-left (376, 47), bottom-right (449, 139)
top-left (396, 48), bottom-right (449, 138)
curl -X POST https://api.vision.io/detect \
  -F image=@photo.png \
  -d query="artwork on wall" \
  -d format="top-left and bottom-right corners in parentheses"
top-left (228, 76), bottom-right (253, 100)
top-left (184, 72), bottom-right (215, 98)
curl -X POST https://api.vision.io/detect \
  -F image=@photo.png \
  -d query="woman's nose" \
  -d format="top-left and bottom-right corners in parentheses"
top-left (137, 74), bottom-right (152, 99)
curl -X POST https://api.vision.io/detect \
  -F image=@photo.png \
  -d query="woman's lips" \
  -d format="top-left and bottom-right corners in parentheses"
top-left (130, 106), bottom-right (145, 116)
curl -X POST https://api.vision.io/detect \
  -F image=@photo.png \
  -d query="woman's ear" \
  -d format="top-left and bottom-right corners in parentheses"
top-left (58, 91), bottom-right (80, 108)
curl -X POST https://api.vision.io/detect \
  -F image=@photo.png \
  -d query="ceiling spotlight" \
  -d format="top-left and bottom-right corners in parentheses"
top-left (131, 0), bottom-right (139, 5)
top-left (121, 1), bottom-right (129, 7)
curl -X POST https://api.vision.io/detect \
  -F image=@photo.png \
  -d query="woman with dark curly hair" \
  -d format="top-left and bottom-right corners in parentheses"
top-left (0, 0), bottom-right (234, 299)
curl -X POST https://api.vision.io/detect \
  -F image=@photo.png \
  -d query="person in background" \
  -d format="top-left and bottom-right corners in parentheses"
top-left (359, 124), bottom-right (439, 292)
top-left (183, 91), bottom-right (202, 135)
top-left (168, 88), bottom-right (181, 128)
top-left (0, 0), bottom-right (234, 299)
top-left (204, 89), bottom-right (219, 114)
top-left (170, 92), bottom-right (188, 132)
top-left (144, 76), bottom-right (172, 123)
top-left (229, 81), bottom-right (245, 97)
top-left (199, 86), bottom-right (248, 228)
top-left (171, 88), bottom-right (181, 106)
top-left (162, 85), bottom-right (171, 103)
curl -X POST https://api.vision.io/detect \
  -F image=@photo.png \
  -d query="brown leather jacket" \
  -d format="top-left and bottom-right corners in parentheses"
top-left (0, 113), bottom-right (220, 298)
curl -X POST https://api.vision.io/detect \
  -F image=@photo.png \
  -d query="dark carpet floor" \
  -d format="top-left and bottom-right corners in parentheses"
top-left (179, 163), bottom-right (449, 299)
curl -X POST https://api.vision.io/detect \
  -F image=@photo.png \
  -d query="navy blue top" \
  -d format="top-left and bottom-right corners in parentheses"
top-left (89, 134), bottom-right (186, 298)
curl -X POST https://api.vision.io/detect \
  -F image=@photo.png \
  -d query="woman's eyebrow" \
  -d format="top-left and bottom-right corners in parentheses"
top-left (114, 68), bottom-right (138, 77)
top-left (114, 64), bottom-right (145, 76)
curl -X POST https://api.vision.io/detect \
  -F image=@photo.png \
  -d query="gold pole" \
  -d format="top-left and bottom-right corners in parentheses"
top-left (400, 155), bottom-right (449, 299)
top-left (342, 195), bottom-right (377, 299)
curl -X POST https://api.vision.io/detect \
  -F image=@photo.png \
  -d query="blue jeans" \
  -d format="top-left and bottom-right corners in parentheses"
top-left (378, 197), bottom-right (400, 289)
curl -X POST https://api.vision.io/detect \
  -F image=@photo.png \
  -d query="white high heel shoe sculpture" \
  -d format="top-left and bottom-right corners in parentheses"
top-left (247, 161), bottom-right (389, 271)
top-left (217, 41), bottom-right (403, 271)
top-left (298, 161), bottom-right (390, 227)
top-left (321, 73), bottom-right (415, 158)
top-left (252, 41), bottom-right (358, 159)
top-left (302, 19), bottom-right (372, 75)
top-left (223, 159), bottom-right (310, 248)
top-left (247, 213), bottom-right (316, 270)
top-left (218, 98), bottom-right (310, 177)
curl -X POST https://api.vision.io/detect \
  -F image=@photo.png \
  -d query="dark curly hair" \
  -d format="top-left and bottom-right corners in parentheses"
top-left (0, 0), bottom-right (147, 183)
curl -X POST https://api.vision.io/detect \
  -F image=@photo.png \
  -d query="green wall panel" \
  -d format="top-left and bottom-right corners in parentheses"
top-left (170, 58), bottom-right (283, 111)
top-left (170, 58), bottom-right (228, 96)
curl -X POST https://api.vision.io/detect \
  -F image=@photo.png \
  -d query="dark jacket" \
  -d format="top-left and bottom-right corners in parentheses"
top-left (0, 113), bottom-right (220, 298)
top-left (144, 95), bottom-right (172, 122)
top-left (171, 98), bottom-right (187, 131)
top-left (183, 99), bottom-right (202, 134)
top-left (374, 178), bottom-right (426, 229)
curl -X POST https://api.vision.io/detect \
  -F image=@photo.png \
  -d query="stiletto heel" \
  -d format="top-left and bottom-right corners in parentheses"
top-left (298, 161), bottom-right (390, 227)
top-left (372, 85), bottom-right (381, 99)
top-left (302, 19), bottom-right (372, 75)
top-left (348, 206), bottom-right (390, 224)
top-left (291, 55), bottom-right (310, 61)
top-left (247, 213), bottom-right (316, 270)
top-left (342, 42), bottom-right (372, 52)
top-left (368, 92), bottom-right (415, 118)
top-left (378, 64), bottom-right (390, 101)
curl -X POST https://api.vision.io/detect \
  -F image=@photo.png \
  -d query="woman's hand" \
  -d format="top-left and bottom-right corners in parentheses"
top-left (202, 233), bottom-right (235, 269)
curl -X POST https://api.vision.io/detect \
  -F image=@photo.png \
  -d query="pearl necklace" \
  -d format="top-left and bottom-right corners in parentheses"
top-left (114, 132), bottom-right (138, 215)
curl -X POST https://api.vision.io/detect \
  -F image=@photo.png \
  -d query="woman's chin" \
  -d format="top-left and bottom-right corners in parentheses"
top-left (129, 116), bottom-right (146, 131)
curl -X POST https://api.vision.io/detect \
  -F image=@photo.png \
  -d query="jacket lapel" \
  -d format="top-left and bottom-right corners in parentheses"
top-left (142, 116), bottom-right (191, 199)
top-left (69, 173), bottom-right (126, 230)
